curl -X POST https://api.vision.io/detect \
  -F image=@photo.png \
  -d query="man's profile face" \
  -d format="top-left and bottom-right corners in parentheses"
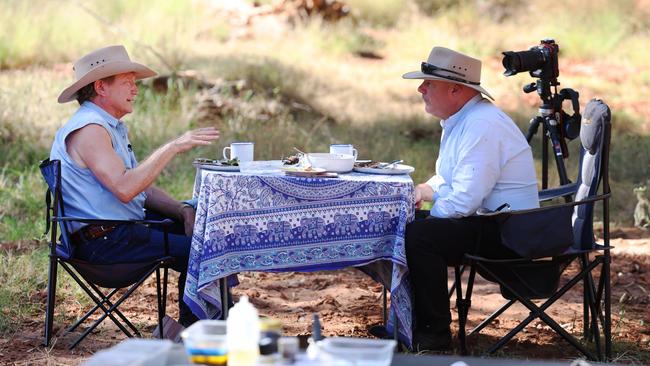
top-left (98, 72), bottom-right (138, 119)
top-left (417, 79), bottom-right (453, 119)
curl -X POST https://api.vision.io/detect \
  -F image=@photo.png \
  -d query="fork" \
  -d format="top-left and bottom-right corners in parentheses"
top-left (379, 159), bottom-right (403, 169)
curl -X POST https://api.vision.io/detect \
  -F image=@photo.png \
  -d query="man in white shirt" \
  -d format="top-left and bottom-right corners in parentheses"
top-left (401, 47), bottom-right (539, 351)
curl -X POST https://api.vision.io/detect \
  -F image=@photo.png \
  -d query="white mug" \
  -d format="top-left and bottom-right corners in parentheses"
top-left (330, 144), bottom-right (358, 160)
top-left (223, 142), bottom-right (254, 162)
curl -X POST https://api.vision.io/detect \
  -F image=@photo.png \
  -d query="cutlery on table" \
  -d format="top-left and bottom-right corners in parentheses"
top-left (293, 147), bottom-right (313, 167)
top-left (379, 159), bottom-right (403, 169)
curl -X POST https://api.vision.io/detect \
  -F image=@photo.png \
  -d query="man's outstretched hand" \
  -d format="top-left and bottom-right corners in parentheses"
top-left (172, 127), bottom-right (220, 154)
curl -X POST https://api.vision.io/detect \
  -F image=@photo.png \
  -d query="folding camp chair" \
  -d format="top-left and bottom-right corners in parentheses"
top-left (40, 158), bottom-right (175, 349)
top-left (453, 99), bottom-right (612, 361)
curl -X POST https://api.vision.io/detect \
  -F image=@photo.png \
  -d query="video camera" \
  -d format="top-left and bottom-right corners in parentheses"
top-left (501, 39), bottom-right (581, 186)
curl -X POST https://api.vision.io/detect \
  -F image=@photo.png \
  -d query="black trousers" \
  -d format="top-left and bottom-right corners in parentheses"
top-left (74, 210), bottom-right (198, 326)
top-left (405, 212), bottom-right (519, 334)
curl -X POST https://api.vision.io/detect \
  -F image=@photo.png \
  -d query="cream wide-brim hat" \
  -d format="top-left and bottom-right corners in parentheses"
top-left (58, 45), bottom-right (157, 103)
top-left (402, 46), bottom-right (494, 100)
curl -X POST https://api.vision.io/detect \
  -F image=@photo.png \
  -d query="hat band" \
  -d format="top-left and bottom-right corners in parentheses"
top-left (421, 62), bottom-right (480, 86)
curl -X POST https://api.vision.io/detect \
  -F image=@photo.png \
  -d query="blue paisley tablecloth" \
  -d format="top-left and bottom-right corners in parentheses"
top-left (184, 168), bottom-right (415, 346)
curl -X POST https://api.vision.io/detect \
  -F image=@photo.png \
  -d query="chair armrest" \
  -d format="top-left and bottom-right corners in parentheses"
top-left (487, 192), bottom-right (611, 218)
top-left (538, 182), bottom-right (579, 202)
top-left (53, 217), bottom-right (174, 227)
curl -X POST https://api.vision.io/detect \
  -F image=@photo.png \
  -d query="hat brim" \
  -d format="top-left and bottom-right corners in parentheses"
top-left (402, 70), bottom-right (494, 101)
top-left (58, 61), bottom-right (157, 103)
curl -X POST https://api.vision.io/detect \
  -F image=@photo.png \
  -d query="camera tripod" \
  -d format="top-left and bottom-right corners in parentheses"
top-left (523, 80), bottom-right (580, 189)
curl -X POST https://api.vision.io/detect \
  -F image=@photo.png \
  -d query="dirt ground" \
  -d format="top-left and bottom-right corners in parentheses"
top-left (1, 229), bottom-right (649, 365)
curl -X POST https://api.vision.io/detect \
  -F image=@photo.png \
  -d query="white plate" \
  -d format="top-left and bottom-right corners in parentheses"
top-left (282, 166), bottom-right (327, 177)
top-left (353, 164), bottom-right (415, 175)
top-left (193, 162), bottom-right (240, 172)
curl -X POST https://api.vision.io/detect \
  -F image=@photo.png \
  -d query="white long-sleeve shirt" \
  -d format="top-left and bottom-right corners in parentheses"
top-left (427, 95), bottom-right (539, 218)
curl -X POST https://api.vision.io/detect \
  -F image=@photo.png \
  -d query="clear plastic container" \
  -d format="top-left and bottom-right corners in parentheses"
top-left (317, 337), bottom-right (397, 366)
top-left (83, 339), bottom-right (173, 366)
top-left (181, 320), bottom-right (228, 365)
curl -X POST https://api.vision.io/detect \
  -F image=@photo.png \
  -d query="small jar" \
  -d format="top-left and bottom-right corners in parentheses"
top-left (258, 317), bottom-right (282, 361)
top-left (278, 336), bottom-right (299, 364)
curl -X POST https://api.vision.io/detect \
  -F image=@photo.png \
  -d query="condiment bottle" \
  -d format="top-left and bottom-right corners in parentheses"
top-left (227, 296), bottom-right (260, 366)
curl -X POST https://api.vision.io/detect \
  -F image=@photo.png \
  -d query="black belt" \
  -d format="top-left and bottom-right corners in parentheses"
top-left (70, 225), bottom-right (117, 243)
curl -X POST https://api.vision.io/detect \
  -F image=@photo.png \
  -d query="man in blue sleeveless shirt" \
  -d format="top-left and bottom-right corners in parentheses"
top-left (371, 47), bottom-right (539, 351)
top-left (50, 45), bottom-right (220, 327)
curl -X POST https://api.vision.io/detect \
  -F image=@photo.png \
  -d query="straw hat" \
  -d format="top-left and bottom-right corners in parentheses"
top-left (58, 45), bottom-right (157, 103)
top-left (403, 46), bottom-right (494, 100)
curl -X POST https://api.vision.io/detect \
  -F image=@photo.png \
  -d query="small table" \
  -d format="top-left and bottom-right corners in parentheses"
top-left (184, 167), bottom-right (415, 345)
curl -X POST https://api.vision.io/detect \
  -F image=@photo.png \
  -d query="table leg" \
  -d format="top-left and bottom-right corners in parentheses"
top-left (220, 278), bottom-right (229, 320)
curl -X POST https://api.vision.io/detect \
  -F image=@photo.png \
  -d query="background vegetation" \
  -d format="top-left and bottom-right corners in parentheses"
top-left (0, 0), bottom-right (648, 346)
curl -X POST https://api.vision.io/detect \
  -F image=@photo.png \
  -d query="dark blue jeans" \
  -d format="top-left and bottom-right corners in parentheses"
top-left (73, 211), bottom-right (198, 326)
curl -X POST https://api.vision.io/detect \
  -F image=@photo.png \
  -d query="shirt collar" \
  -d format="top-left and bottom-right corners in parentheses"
top-left (440, 94), bottom-right (485, 130)
top-left (82, 101), bottom-right (120, 128)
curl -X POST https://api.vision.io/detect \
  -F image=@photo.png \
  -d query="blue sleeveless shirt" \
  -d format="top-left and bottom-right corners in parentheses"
top-left (50, 102), bottom-right (146, 225)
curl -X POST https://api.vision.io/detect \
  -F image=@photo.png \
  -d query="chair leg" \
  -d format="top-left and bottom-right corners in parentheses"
top-left (85, 281), bottom-right (141, 336)
top-left (581, 254), bottom-right (600, 342)
top-left (478, 261), bottom-right (599, 360)
top-left (162, 266), bottom-right (168, 315)
top-left (66, 288), bottom-right (120, 333)
top-left (68, 265), bottom-right (159, 349)
top-left (156, 268), bottom-right (164, 339)
top-left (603, 252), bottom-right (612, 360)
top-left (44, 256), bottom-right (58, 347)
top-left (61, 263), bottom-right (136, 339)
top-left (469, 299), bottom-right (515, 336)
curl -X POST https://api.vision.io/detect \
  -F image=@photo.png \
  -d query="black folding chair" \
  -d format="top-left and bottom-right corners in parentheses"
top-left (453, 99), bottom-right (612, 361)
top-left (40, 158), bottom-right (175, 349)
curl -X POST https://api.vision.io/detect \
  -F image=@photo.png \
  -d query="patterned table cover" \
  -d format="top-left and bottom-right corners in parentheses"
top-left (184, 168), bottom-right (416, 346)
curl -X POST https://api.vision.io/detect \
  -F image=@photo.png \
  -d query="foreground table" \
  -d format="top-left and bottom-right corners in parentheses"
top-left (184, 168), bottom-right (415, 345)
top-left (83, 339), bottom-right (616, 366)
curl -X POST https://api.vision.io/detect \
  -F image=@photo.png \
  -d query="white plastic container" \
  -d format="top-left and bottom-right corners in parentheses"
top-left (227, 296), bottom-right (260, 366)
top-left (181, 320), bottom-right (228, 365)
top-left (317, 337), bottom-right (397, 366)
top-left (307, 153), bottom-right (355, 173)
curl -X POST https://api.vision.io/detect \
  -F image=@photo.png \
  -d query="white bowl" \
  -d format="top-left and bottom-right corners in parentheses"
top-left (307, 153), bottom-right (355, 173)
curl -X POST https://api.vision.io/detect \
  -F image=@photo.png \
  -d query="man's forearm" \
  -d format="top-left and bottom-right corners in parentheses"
top-left (116, 142), bottom-right (179, 202)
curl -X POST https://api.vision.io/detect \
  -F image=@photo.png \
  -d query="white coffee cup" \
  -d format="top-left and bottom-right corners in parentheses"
top-left (329, 144), bottom-right (358, 160)
top-left (223, 142), bottom-right (254, 162)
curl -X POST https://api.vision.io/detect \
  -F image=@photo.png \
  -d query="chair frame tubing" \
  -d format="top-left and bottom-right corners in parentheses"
top-left (455, 251), bottom-right (610, 361)
top-left (42, 164), bottom-right (170, 349)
